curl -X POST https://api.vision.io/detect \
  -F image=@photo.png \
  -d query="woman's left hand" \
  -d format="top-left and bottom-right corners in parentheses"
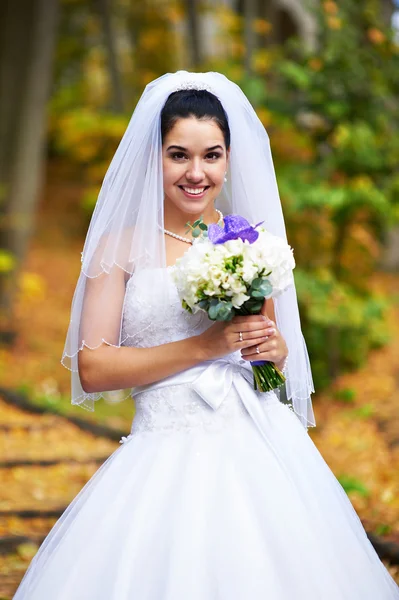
top-left (240, 317), bottom-right (288, 370)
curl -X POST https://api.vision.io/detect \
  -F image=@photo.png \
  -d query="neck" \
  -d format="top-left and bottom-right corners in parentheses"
top-left (163, 201), bottom-right (219, 236)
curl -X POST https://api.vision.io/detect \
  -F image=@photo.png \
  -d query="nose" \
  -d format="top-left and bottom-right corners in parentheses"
top-left (186, 159), bottom-right (205, 183)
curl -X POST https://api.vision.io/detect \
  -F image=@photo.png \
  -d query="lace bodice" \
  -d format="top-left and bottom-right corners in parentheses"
top-left (120, 268), bottom-right (281, 436)
top-left (121, 267), bottom-right (212, 348)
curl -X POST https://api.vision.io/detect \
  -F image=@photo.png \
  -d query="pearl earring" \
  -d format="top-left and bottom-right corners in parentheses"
top-left (224, 172), bottom-right (228, 183)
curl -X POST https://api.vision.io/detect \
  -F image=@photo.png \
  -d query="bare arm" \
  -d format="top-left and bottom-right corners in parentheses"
top-left (79, 337), bottom-right (205, 393)
top-left (78, 267), bottom-right (273, 393)
top-left (79, 315), bottom-right (275, 393)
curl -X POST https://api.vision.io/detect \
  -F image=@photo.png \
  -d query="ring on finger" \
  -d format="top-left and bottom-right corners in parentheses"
top-left (256, 346), bottom-right (260, 354)
top-left (239, 331), bottom-right (243, 342)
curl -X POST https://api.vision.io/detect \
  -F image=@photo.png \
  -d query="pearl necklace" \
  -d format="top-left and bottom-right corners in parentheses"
top-left (163, 208), bottom-right (223, 244)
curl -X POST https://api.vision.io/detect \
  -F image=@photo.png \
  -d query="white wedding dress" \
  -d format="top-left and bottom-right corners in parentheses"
top-left (13, 269), bottom-right (399, 599)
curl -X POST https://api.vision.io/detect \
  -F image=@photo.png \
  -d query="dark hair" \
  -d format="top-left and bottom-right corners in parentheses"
top-left (160, 89), bottom-right (230, 149)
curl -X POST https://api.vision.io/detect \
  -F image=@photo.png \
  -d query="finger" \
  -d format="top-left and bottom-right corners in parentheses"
top-left (236, 335), bottom-right (273, 350)
top-left (241, 338), bottom-right (278, 356)
top-left (238, 326), bottom-right (277, 344)
top-left (236, 329), bottom-right (273, 343)
top-left (232, 315), bottom-right (270, 326)
top-left (241, 348), bottom-right (280, 362)
top-left (231, 320), bottom-right (275, 335)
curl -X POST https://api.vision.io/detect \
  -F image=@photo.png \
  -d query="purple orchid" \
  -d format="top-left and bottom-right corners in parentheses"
top-left (208, 215), bottom-right (263, 245)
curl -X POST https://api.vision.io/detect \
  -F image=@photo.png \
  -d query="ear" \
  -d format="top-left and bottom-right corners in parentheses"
top-left (261, 298), bottom-right (276, 323)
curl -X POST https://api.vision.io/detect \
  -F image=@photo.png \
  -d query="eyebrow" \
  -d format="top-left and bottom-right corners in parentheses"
top-left (166, 144), bottom-right (224, 152)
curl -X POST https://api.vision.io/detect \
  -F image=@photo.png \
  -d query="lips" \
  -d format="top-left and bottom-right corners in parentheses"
top-left (178, 185), bottom-right (210, 198)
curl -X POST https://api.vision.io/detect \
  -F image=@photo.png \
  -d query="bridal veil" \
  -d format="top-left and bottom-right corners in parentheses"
top-left (61, 70), bottom-right (316, 429)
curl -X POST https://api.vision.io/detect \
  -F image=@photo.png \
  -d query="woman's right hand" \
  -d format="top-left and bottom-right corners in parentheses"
top-left (196, 315), bottom-right (276, 361)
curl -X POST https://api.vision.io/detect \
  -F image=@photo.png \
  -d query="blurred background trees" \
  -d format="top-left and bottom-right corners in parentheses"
top-left (1, 3), bottom-right (399, 593)
top-left (0, 0), bottom-right (59, 340)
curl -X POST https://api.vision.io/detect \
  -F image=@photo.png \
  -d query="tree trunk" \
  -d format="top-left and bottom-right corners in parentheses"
top-left (0, 0), bottom-right (59, 339)
top-left (244, 0), bottom-right (257, 76)
top-left (97, 0), bottom-right (125, 113)
top-left (186, 0), bottom-right (202, 68)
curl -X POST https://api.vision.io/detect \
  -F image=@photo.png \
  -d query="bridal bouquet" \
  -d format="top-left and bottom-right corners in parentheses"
top-left (171, 214), bottom-right (295, 392)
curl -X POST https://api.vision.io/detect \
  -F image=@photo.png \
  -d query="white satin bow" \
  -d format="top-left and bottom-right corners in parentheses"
top-left (133, 357), bottom-right (295, 480)
top-left (190, 358), bottom-right (255, 411)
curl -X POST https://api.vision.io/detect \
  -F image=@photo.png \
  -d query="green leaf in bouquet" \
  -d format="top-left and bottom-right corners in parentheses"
top-left (182, 300), bottom-right (193, 313)
top-left (245, 299), bottom-right (264, 314)
top-left (216, 301), bottom-right (234, 321)
top-left (192, 228), bottom-right (201, 237)
top-left (198, 299), bottom-right (209, 311)
top-left (199, 222), bottom-right (208, 231)
top-left (260, 279), bottom-right (273, 296)
top-left (251, 289), bottom-right (266, 298)
top-left (259, 279), bottom-right (273, 296)
top-left (250, 278), bottom-right (273, 299)
top-left (250, 278), bottom-right (263, 289)
top-left (208, 301), bottom-right (220, 320)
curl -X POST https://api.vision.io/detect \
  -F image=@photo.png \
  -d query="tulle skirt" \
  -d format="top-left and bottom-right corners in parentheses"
top-left (13, 387), bottom-right (399, 599)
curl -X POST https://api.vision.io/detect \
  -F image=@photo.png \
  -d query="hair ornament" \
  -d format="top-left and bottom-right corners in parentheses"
top-left (173, 80), bottom-right (214, 93)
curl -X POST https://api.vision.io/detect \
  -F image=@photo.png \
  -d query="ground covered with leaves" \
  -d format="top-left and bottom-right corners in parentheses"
top-left (0, 164), bottom-right (398, 597)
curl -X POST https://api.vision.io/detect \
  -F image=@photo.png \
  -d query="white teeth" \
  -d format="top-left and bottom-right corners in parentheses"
top-left (181, 187), bottom-right (206, 195)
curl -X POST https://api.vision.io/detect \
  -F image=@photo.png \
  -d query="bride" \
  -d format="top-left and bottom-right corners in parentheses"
top-left (13, 71), bottom-right (399, 599)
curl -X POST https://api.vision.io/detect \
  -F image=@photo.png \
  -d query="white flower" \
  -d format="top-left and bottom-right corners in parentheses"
top-left (231, 292), bottom-right (250, 308)
top-left (172, 224), bottom-right (295, 315)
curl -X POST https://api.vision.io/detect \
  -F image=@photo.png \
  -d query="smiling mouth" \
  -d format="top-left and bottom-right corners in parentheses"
top-left (178, 185), bottom-right (210, 196)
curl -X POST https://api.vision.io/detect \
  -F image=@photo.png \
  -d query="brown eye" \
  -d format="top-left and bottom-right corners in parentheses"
top-left (206, 152), bottom-right (222, 160)
top-left (171, 152), bottom-right (187, 160)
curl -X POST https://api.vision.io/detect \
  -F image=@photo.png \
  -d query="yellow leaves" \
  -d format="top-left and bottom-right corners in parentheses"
top-left (349, 175), bottom-right (373, 191)
top-left (252, 19), bottom-right (272, 35)
top-left (351, 224), bottom-right (380, 259)
top-left (18, 272), bottom-right (46, 302)
top-left (323, 1), bottom-right (341, 29)
top-left (323, 1), bottom-right (339, 15)
top-left (140, 70), bottom-right (158, 86)
top-left (74, 141), bottom-right (100, 163)
top-left (140, 30), bottom-right (161, 52)
top-left (380, 487), bottom-right (395, 505)
top-left (0, 250), bottom-right (16, 274)
top-left (217, 8), bottom-right (242, 33)
top-left (330, 124), bottom-right (350, 148)
top-left (326, 16), bottom-right (342, 30)
top-left (308, 58), bottom-right (323, 72)
top-left (252, 49), bottom-right (272, 75)
top-left (256, 107), bottom-right (273, 128)
top-left (53, 109), bottom-right (128, 173)
top-left (339, 223), bottom-right (381, 289)
top-left (165, 5), bottom-right (184, 25)
top-left (367, 28), bottom-right (386, 45)
top-left (16, 543), bottom-right (39, 561)
top-left (288, 210), bottom-right (335, 269)
top-left (269, 123), bottom-right (315, 164)
top-left (231, 40), bottom-right (246, 59)
top-left (226, 65), bottom-right (244, 83)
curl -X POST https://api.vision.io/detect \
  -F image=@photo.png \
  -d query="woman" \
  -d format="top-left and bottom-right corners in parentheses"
top-left (13, 71), bottom-right (399, 599)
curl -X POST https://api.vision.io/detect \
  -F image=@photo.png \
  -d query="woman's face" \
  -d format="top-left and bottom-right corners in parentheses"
top-left (162, 117), bottom-right (229, 217)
